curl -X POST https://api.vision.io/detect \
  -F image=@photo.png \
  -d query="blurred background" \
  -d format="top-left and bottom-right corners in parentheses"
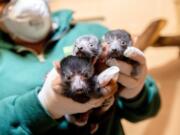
top-left (50, 0), bottom-right (180, 135)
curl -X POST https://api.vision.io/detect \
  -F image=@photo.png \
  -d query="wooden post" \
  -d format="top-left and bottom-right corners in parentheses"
top-left (134, 19), bottom-right (167, 51)
top-left (174, 0), bottom-right (180, 56)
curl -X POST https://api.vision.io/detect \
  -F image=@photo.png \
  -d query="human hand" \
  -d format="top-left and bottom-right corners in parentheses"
top-left (97, 66), bottom-right (120, 97)
top-left (106, 47), bottom-right (147, 99)
top-left (38, 66), bottom-right (106, 119)
top-left (38, 60), bottom-right (120, 119)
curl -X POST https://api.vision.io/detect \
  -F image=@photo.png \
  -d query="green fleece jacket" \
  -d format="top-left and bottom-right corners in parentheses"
top-left (0, 10), bottom-right (160, 135)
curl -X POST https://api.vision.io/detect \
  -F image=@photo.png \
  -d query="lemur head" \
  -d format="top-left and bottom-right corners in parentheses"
top-left (59, 55), bottom-right (95, 103)
top-left (73, 35), bottom-right (101, 61)
top-left (102, 29), bottom-right (133, 58)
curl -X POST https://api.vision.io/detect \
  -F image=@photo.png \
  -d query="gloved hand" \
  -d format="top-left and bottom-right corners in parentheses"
top-left (106, 47), bottom-right (147, 99)
top-left (38, 64), bottom-right (119, 119)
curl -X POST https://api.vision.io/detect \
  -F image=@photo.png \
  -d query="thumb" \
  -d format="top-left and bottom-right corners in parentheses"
top-left (124, 47), bottom-right (146, 65)
top-left (97, 66), bottom-right (120, 87)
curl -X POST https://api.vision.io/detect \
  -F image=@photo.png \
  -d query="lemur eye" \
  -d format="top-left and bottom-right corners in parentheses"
top-left (84, 73), bottom-right (89, 78)
top-left (121, 41), bottom-right (127, 45)
top-left (67, 76), bottom-right (71, 80)
top-left (90, 44), bottom-right (93, 47)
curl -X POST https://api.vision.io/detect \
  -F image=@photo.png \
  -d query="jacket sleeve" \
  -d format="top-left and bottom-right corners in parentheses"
top-left (0, 88), bottom-right (57, 135)
top-left (116, 75), bottom-right (161, 122)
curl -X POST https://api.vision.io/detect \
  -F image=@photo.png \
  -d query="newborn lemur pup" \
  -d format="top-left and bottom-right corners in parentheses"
top-left (103, 29), bottom-right (139, 75)
top-left (60, 55), bottom-right (105, 130)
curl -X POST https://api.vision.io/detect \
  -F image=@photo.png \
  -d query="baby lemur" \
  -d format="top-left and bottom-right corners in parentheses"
top-left (102, 29), bottom-right (139, 76)
top-left (60, 55), bottom-right (104, 127)
top-left (59, 55), bottom-right (116, 134)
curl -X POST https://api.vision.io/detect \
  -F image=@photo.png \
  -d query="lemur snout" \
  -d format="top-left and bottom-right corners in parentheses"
top-left (112, 48), bottom-right (117, 52)
top-left (78, 47), bottom-right (83, 50)
top-left (76, 89), bottom-right (84, 94)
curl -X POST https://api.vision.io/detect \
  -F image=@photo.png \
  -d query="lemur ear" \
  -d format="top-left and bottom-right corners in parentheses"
top-left (53, 61), bottom-right (61, 74)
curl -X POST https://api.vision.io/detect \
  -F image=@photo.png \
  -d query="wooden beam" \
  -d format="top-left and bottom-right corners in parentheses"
top-left (154, 35), bottom-right (180, 47)
top-left (134, 19), bottom-right (167, 51)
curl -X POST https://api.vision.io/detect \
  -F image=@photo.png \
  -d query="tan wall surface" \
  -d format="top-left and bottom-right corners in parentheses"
top-left (50, 0), bottom-right (179, 35)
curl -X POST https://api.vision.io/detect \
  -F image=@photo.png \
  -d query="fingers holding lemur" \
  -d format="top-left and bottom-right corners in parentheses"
top-left (52, 29), bottom-right (143, 134)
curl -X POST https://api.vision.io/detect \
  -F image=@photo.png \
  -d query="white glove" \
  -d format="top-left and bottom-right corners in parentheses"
top-left (107, 47), bottom-right (147, 99)
top-left (38, 65), bottom-right (119, 119)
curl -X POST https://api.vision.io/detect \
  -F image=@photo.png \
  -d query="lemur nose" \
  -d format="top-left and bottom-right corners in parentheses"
top-left (76, 89), bottom-right (83, 94)
top-left (112, 49), bottom-right (117, 52)
top-left (78, 47), bottom-right (83, 50)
